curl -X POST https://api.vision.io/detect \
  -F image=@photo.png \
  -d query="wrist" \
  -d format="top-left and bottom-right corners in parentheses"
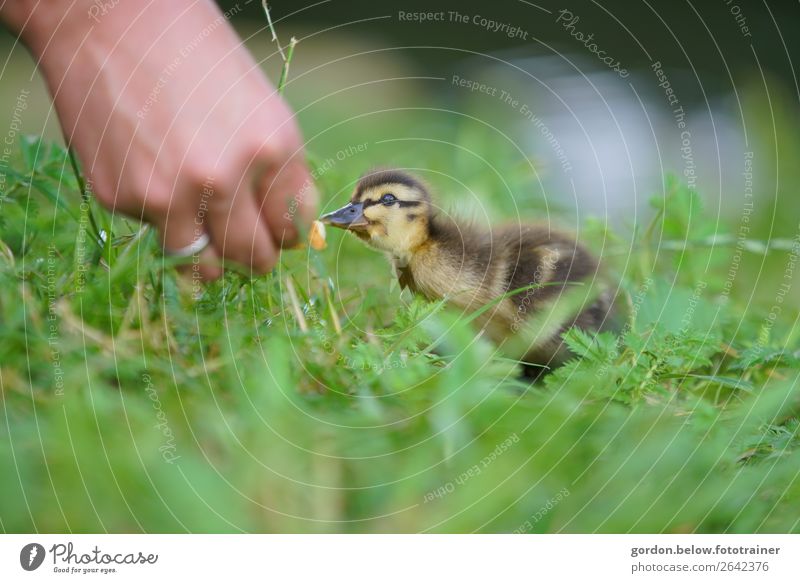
top-left (1, 1), bottom-right (89, 52)
top-left (2, 1), bottom-right (210, 59)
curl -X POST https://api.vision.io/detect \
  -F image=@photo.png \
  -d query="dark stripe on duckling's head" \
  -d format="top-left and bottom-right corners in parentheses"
top-left (353, 168), bottom-right (430, 204)
top-left (362, 199), bottom-right (422, 209)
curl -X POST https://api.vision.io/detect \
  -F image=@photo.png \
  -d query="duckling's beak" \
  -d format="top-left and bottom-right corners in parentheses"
top-left (320, 202), bottom-right (369, 231)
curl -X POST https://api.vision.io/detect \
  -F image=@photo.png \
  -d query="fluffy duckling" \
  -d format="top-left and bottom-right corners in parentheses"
top-left (321, 169), bottom-right (618, 378)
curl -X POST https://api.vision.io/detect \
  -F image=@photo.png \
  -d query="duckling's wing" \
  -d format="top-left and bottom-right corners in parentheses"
top-left (492, 224), bottom-right (620, 365)
top-left (494, 225), bottom-right (597, 307)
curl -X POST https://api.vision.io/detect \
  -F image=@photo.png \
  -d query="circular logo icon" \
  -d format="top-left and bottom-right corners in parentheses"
top-left (20, 543), bottom-right (46, 571)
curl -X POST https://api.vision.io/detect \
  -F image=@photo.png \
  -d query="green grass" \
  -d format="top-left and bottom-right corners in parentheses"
top-left (0, 132), bottom-right (799, 533)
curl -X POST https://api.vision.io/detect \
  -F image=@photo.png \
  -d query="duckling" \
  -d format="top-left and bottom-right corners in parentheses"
top-left (321, 168), bottom-right (619, 379)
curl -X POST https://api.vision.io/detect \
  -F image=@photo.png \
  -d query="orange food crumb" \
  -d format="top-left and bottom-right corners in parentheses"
top-left (309, 220), bottom-right (326, 250)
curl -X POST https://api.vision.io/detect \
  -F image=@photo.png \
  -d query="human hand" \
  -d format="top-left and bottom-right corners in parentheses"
top-left (2, 0), bottom-right (317, 279)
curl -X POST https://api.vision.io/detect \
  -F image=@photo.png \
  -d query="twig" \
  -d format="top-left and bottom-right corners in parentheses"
top-left (261, 0), bottom-right (286, 60)
top-left (261, 1), bottom-right (298, 94)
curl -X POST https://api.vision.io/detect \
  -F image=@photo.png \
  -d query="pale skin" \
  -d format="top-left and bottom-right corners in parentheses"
top-left (0, 0), bottom-right (317, 279)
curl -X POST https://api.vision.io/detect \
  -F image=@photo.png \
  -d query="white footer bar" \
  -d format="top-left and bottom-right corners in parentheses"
top-left (1, 534), bottom-right (797, 582)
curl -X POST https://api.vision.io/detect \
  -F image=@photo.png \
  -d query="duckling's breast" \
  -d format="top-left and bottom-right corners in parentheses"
top-left (405, 241), bottom-right (513, 314)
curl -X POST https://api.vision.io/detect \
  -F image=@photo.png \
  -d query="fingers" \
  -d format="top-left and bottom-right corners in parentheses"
top-left (114, 118), bottom-right (315, 280)
top-left (203, 176), bottom-right (278, 276)
top-left (255, 150), bottom-right (318, 249)
top-left (156, 188), bottom-right (223, 281)
top-left (142, 154), bottom-right (294, 281)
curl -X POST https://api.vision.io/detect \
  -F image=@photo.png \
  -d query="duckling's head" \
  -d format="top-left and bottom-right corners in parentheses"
top-left (321, 169), bottom-right (432, 262)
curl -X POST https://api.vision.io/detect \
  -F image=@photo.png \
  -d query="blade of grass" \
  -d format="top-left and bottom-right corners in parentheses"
top-left (660, 373), bottom-right (756, 393)
top-left (66, 147), bottom-right (103, 246)
top-left (284, 276), bottom-right (308, 332)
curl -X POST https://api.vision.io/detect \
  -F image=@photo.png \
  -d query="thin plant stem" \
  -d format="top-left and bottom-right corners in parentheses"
top-left (261, 0), bottom-right (286, 61)
top-left (66, 146), bottom-right (103, 247)
top-left (277, 37), bottom-right (297, 94)
top-left (261, 1), bottom-right (298, 94)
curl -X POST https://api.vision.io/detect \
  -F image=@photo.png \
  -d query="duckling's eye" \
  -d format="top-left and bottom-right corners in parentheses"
top-left (380, 193), bottom-right (397, 206)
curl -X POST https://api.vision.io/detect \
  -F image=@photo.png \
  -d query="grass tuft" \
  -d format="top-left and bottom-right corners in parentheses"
top-left (0, 130), bottom-right (799, 532)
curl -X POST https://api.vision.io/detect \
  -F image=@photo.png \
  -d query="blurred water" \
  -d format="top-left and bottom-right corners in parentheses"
top-left (458, 53), bottom-right (752, 229)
